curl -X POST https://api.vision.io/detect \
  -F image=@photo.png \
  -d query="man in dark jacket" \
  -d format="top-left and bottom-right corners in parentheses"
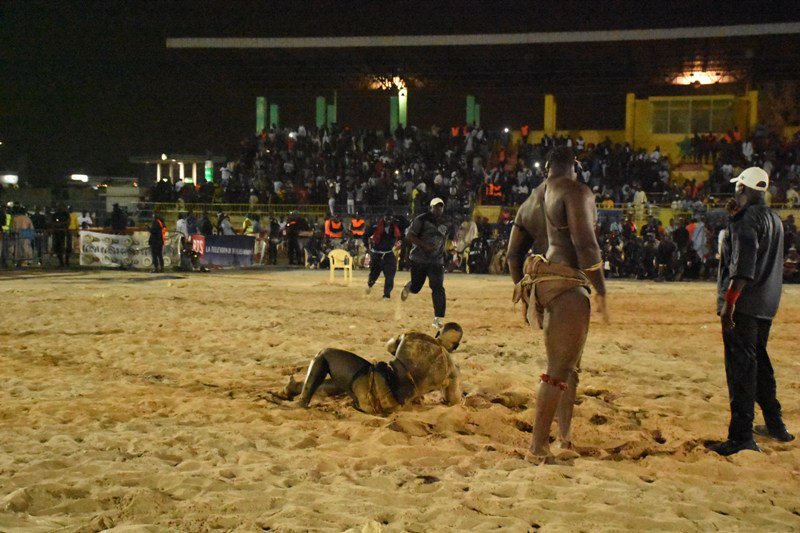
top-left (149, 213), bottom-right (166, 273)
top-left (110, 203), bottom-right (127, 233)
top-left (366, 213), bottom-right (401, 299)
top-left (51, 204), bottom-right (71, 267)
top-left (709, 167), bottom-right (794, 456)
top-left (401, 198), bottom-right (448, 329)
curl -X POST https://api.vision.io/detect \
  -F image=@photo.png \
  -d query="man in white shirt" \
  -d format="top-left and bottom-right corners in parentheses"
top-left (176, 214), bottom-right (189, 240)
top-left (633, 187), bottom-right (648, 207)
top-left (742, 140), bottom-right (754, 163)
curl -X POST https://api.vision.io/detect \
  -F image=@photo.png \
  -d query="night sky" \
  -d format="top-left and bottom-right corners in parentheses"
top-left (2, 1), bottom-right (798, 185)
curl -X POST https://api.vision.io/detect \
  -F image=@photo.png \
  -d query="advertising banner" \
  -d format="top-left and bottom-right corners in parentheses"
top-left (195, 235), bottom-right (255, 267)
top-left (79, 231), bottom-right (180, 269)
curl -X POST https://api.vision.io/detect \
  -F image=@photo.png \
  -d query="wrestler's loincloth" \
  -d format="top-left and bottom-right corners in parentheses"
top-left (350, 362), bottom-right (401, 415)
top-left (513, 255), bottom-right (591, 328)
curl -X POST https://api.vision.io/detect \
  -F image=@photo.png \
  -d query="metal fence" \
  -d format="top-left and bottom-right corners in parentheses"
top-left (0, 229), bottom-right (72, 268)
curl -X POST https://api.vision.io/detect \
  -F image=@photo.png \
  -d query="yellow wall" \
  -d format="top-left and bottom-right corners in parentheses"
top-left (733, 97), bottom-right (749, 134)
top-left (785, 125), bottom-right (800, 138)
top-left (625, 93), bottom-right (636, 146)
top-left (748, 90), bottom-right (759, 130)
top-left (543, 94), bottom-right (557, 135)
top-left (633, 99), bottom-right (651, 153)
top-left (509, 91), bottom-right (777, 165)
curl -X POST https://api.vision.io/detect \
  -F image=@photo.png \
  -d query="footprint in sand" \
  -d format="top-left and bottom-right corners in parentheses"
top-left (386, 419), bottom-right (432, 437)
top-left (589, 414), bottom-right (608, 425)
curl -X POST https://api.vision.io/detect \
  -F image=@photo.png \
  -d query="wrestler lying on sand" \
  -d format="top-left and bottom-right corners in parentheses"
top-left (282, 323), bottom-right (463, 415)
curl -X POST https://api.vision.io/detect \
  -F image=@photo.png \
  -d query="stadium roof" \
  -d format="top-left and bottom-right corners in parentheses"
top-left (167, 22), bottom-right (800, 48)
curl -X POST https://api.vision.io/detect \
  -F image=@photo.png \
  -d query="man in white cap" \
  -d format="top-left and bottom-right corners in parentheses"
top-left (401, 197), bottom-right (448, 329)
top-left (709, 166), bottom-right (794, 456)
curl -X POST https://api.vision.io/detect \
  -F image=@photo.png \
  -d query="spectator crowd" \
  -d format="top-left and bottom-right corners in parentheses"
top-left (2, 123), bottom-right (798, 282)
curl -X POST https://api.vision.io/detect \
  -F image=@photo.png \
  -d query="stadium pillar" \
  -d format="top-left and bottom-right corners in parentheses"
top-left (256, 97), bottom-right (267, 133)
top-left (269, 104), bottom-right (280, 128)
top-left (466, 95), bottom-right (475, 126)
top-left (398, 88), bottom-right (408, 128)
top-left (204, 160), bottom-right (213, 184)
top-left (474, 104), bottom-right (481, 127)
top-left (326, 91), bottom-right (337, 128)
top-left (747, 90), bottom-right (759, 132)
top-left (625, 93), bottom-right (636, 147)
top-left (316, 97), bottom-right (327, 128)
top-left (390, 95), bottom-right (399, 132)
top-left (544, 94), bottom-right (557, 135)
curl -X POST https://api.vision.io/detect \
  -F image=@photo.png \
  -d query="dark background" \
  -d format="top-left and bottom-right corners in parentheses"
top-left (2, 0), bottom-right (799, 185)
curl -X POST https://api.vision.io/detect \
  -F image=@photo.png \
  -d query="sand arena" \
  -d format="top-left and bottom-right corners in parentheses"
top-left (1, 269), bottom-right (798, 532)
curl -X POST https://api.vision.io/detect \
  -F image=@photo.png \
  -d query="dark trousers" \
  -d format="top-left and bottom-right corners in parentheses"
top-left (52, 231), bottom-right (67, 266)
top-left (288, 236), bottom-right (301, 264)
top-left (151, 243), bottom-right (164, 271)
top-left (723, 312), bottom-right (783, 441)
top-left (368, 251), bottom-right (397, 297)
top-left (268, 241), bottom-right (278, 265)
top-left (409, 261), bottom-right (446, 318)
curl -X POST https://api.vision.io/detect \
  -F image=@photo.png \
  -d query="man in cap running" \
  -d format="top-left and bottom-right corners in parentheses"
top-left (401, 197), bottom-right (449, 329)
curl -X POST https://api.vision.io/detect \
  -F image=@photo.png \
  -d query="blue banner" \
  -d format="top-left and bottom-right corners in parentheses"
top-left (196, 235), bottom-right (255, 267)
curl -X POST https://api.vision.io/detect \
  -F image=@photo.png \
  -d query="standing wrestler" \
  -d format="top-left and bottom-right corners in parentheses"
top-left (709, 167), bottom-right (794, 456)
top-left (366, 212), bottom-right (402, 299)
top-left (507, 147), bottom-right (608, 462)
top-left (401, 198), bottom-right (448, 329)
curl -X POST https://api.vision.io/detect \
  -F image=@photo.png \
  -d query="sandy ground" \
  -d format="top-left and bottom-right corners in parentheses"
top-left (0, 268), bottom-right (798, 532)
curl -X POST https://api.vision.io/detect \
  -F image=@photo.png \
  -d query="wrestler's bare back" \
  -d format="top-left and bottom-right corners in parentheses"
top-left (544, 177), bottom-right (601, 270)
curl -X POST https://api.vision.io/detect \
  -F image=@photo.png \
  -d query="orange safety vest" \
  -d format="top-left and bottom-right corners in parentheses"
top-left (450, 126), bottom-right (460, 137)
top-left (485, 183), bottom-right (502, 198)
top-left (521, 124), bottom-right (529, 137)
top-left (157, 219), bottom-right (167, 243)
top-left (325, 219), bottom-right (343, 239)
top-left (351, 218), bottom-right (365, 236)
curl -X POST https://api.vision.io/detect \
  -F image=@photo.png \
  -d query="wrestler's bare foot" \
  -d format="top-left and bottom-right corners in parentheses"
top-left (555, 441), bottom-right (580, 460)
top-left (526, 445), bottom-right (555, 465)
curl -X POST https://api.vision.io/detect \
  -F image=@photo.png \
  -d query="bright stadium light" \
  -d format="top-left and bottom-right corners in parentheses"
top-left (671, 70), bottom-right (734, 85)
top-left (534, 162), bottom-right (541, 168)
top-left (161, 153), bottom-right (168, 160)
top-left (504, 127), bottom-right (510, 133)
top-left (1, 174), bottom-right (18, 185)
top-left (70, 174), bottom-right (89, 182)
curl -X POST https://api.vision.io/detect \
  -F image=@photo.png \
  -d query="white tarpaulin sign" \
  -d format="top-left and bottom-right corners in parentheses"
top-left (79, 231), bottom-right (180, 269)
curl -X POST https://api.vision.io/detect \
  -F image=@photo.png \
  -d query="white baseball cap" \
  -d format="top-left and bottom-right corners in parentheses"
top-left (730, 167), bottom-right (769, 191)
top-left (430, 197), bottom-right (444, 207)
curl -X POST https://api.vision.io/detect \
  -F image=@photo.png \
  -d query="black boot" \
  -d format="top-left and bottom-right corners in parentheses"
top-left (706, 438), bottom-right (761, 456)
top-left (754, 424), bottom-right (795, 442)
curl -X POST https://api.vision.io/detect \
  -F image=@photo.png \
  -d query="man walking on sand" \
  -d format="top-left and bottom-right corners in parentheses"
top-left (708, 167), bottom-right (794, 456)
top-left (401, 198), bottom-right (448, 329)
top-left (507, 147), bottom-right (608, 463)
